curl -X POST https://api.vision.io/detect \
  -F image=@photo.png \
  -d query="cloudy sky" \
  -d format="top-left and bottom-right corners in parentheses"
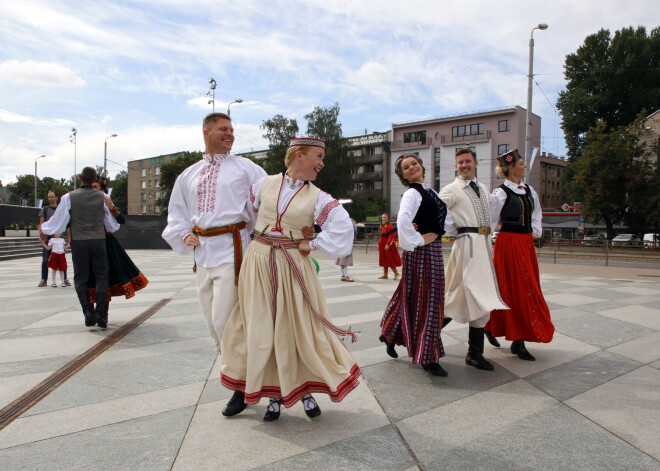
top-left (0, 0), bottom-right (656, 185)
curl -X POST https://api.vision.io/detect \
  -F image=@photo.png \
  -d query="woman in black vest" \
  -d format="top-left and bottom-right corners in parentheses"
top-left (485, 149), bottom-right (554, 361)
top-left (379, 154), bottom-right (449, 377)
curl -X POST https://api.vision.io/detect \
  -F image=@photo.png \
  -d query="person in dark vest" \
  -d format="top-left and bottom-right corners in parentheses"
top-left (38, 190), bottom-right (71, 287)
top-left (379, 154), bottom-right (449, 377)
top-left (40, 167), bottom-right (120, 328)
top-left (485, 149), bottom-right (554, 361)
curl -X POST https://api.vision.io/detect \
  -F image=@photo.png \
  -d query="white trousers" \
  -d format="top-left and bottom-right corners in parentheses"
top-left (468, 314), bottom-right (489, 329)
top-left (196, 263), bottom-right (238, 352)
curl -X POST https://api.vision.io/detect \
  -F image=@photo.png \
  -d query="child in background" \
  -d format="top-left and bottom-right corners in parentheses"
top-left (44, 233), bottom-right (69, 287)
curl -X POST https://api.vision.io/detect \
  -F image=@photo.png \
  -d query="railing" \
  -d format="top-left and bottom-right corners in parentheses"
top-left (539, 238), bottom-right (660, 266)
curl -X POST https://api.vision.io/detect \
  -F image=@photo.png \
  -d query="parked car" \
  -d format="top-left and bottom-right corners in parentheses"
top-left (611, 234), bottom-right (641, 246)
top-left (643, 233), bottom-right (659, 248)
top-left (582, 234), bottom-right (606, 246)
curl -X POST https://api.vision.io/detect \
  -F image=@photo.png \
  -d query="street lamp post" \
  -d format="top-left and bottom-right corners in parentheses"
top-left (104, 134), bottom-right (118, 178)
top-left (34, 154), bottom-right (46, 207)
top-left (70, 128), bottom-right (77, 190)
top-left (207, 77), bottom-right (217, 112)
top-left (227, 99), bottom-right (243, 117)
top-left (524, 23), bottom-right (548, 184)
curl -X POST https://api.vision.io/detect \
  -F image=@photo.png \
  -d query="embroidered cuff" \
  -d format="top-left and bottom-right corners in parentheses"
top-left (181, 230), bottom-right (192, 241)
top-left (110, 206), bottom-right (120, 216)
top-left (308, 238), bottom-right (318, 251)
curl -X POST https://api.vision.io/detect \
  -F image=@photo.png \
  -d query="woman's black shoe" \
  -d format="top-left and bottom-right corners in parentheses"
top-left (222, 391), bottom-right (247, 417)
top-left (302, 395), bottom-right (322, 418)
top-left (379, 335), bottom-right (398, 358)
top-left (263, 399), bottom-right (282, 422)
top-left (511, 340), bottom-right (535, 361)
top-left (485, 330), bottom-right (500, 347)
top-left (422, 363), bottom-right (448, 377)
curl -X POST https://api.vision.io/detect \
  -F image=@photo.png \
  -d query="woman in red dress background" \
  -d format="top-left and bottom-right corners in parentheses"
top-left (378, 213), bottom-right (401, 279)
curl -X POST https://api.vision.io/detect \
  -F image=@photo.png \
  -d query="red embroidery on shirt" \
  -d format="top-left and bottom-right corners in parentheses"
top-left (316, 200), bottom-right (340, 226)
top-left (196, 156), bottom-right (225, 214)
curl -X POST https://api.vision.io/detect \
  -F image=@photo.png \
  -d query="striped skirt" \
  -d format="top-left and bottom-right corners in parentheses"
top-left (380, 239), bottom-right (445, 365)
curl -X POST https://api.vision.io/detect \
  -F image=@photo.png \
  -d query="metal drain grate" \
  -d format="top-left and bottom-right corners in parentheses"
top-left (0, 298), bottom-right (171, 431)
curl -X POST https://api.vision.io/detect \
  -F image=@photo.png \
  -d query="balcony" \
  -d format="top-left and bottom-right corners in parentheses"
top-left (352, 171), bottom-right (383, 181)
top-left (442, 130), bottom-right (492, 144)
top-left (392, 138), bottom-right (432, 150)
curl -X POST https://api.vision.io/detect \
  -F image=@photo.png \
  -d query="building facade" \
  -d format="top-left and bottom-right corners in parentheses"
top-left (536, 153), bottom-right (569, 211)
top-left (127, 152), bottom-right (184, 215)
top-left (347, 131), bottom-right (392, 201)
top-left (388, 106), bottom-right (540, 214)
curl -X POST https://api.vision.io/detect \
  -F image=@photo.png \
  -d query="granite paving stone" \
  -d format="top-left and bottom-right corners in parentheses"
top-left (553, 312), bottom-right (655, 349)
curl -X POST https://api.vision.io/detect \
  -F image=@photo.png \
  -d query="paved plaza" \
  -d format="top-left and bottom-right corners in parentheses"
top-left (0, 249), bottom-right (659, 470)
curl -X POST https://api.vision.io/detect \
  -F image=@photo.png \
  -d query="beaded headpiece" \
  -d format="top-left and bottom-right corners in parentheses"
top-left (289, 137), bottom-right (325, 149)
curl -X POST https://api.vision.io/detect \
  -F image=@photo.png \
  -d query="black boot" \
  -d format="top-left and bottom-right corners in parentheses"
top-left (84, 304), bottom-right (96, 327)
top-left (222, 390), bottom-right (247, 416)
top-left (422, 363), bottom-right (448, 377)
top-left (511, 340), bottom-right (535, 361)
top-left (484, 330), bottom-right (500, 347)
top-left (465, 327), bottom-right (494, 371)
top-left (379, 335), bottom-right (398, 358)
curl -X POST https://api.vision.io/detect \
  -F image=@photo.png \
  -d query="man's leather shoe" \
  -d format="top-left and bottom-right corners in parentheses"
top-left (95, 314), bottom-right (107, 329)
top-left (485, 330), bottom-right (500, 347)
top-left (422, 363), bottom-right (448, 377)
top-left (222, 391), bottom-right (247, 417)
top-left (465, 352), bottom-right (494, 371)
top-left (84, 307), bottom-right (96, 327)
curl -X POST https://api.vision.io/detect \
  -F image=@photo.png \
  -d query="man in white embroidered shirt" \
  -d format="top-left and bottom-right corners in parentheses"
top-left (440, 148), bottom-right (509, 371)
top-left (162, 113), bottom-right (267, 352)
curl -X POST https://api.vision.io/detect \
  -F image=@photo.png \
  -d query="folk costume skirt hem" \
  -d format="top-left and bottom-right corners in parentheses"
top-left (47, 252), bottom-right (67, 271)
top-left (485, 232), bottom-right (554, 343)
top-left (220, 240), bottom-right (360, 409)
top-left (380, 240), bottom-right (445, 365)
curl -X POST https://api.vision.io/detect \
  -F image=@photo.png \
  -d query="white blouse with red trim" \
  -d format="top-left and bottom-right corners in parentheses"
top-left (250, 174), bottom-right (353, 260)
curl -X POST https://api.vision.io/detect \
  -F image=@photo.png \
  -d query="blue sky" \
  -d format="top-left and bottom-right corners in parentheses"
top-left (0, 0), bottom-right (656, 185)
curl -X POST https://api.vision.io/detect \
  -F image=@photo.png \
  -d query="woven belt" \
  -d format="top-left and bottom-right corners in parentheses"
top-left (191, 222), bottom-right (246, 284)
top-left (457, 226), bottom-right (491, 235)
top-left (253, 233), bottom-right (357, 343)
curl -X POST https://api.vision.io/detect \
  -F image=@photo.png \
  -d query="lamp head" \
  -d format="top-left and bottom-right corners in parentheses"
top-left (538, 23), bottom-right (548, 30)
top-left (236, 99), bottom-right (243, 103)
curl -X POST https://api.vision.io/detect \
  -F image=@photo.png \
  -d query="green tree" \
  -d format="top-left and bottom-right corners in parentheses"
top-left (304, 103), bottom-right (354, 198)
top-left (261, 114), bottom-right (299, 175)
top-left (156, 151), bottom-right (203, 215)
top-left (344, 195), bottom-right (388, 222)
top-left (567, 121), bottom-right (637, 238)
top-left (557, 26), bottom-right (660, 160)
top-left (109, 170), bottom-right (128, 214)
top-left (6, 175), bottom-right (36, 205)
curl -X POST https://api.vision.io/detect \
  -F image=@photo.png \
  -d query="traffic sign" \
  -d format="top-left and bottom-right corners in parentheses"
top-left (561, 203), bottom-right (569, 211)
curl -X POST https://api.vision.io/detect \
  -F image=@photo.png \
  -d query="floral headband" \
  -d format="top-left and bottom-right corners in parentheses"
top-left (497, 149), bottom-right (522, 167)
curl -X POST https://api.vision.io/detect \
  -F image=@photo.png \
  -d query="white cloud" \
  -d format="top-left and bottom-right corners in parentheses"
top-left (0, 60), bottom-right (85, 87)
top-left (0, 109), bottom-right (75, 127)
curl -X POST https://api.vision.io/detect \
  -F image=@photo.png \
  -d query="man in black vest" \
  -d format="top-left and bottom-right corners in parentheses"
top-left (41, 167), bottom-right (119, 328)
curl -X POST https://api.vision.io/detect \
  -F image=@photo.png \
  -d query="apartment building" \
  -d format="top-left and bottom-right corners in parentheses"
top-left (389, 106), bottom-right (540, 214)
top-left (537, 153), bottom-right (569, 211)
top-left (127, 152), bottom-right (184, 215)
top-left (347, 131), bottom-right (392, 201)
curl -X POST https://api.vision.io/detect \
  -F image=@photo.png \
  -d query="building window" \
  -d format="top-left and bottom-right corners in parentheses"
top-left (357, 166), bottom-right (364, 174)
top-left (155, 167), bottom-right (161, 175)
top-left (434, 147), bottom-right (441, 191)
top-left (374, 164), bottom-right (382, 172)
top-left (148, 205), bottom-right (152, 211)
top-left (149, 180), bottom-right (152, 187)
top-left (141, 181), bottom-right (146, 190)
top-left (148, 168), bottom-right (152, 174)
top-left (141, 205), bottom-right (146, 214)
top-left (403, 131), bottom-right (426, 143)
top-left (141, 169), bottom-right (146, 177)
top-left (155, 206), bottom-right (161, 213)
top-left (498, 144), bottom-right (510, 154)
top-left (148, 192), bottom-right (152, 199)
top-left (155, 192), bottom-right (160, 199)
top-left (374, 146), bottom-right (383, 155)
top-left (452, 124), bottom-right (483, 140)
top-left (141, 193), bottom-right (146, 202)
top-left (374, 181), bottom-right (382, 190)
top-left (352, 149), bottom-right (362, 157)
top-left (498, 120), bottom-right (510, 132)
top-left (155, 180), bottom-right (160, 188)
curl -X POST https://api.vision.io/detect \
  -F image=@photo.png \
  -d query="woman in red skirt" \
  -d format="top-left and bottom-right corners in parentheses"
top-left (485, 149), bottom-right (554, 361)
top-left (378, 213), bottom-right (401, 279)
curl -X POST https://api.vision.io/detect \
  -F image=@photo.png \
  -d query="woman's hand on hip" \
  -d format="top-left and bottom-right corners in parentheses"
top-left (422, 233), bottom-right (438, 245)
